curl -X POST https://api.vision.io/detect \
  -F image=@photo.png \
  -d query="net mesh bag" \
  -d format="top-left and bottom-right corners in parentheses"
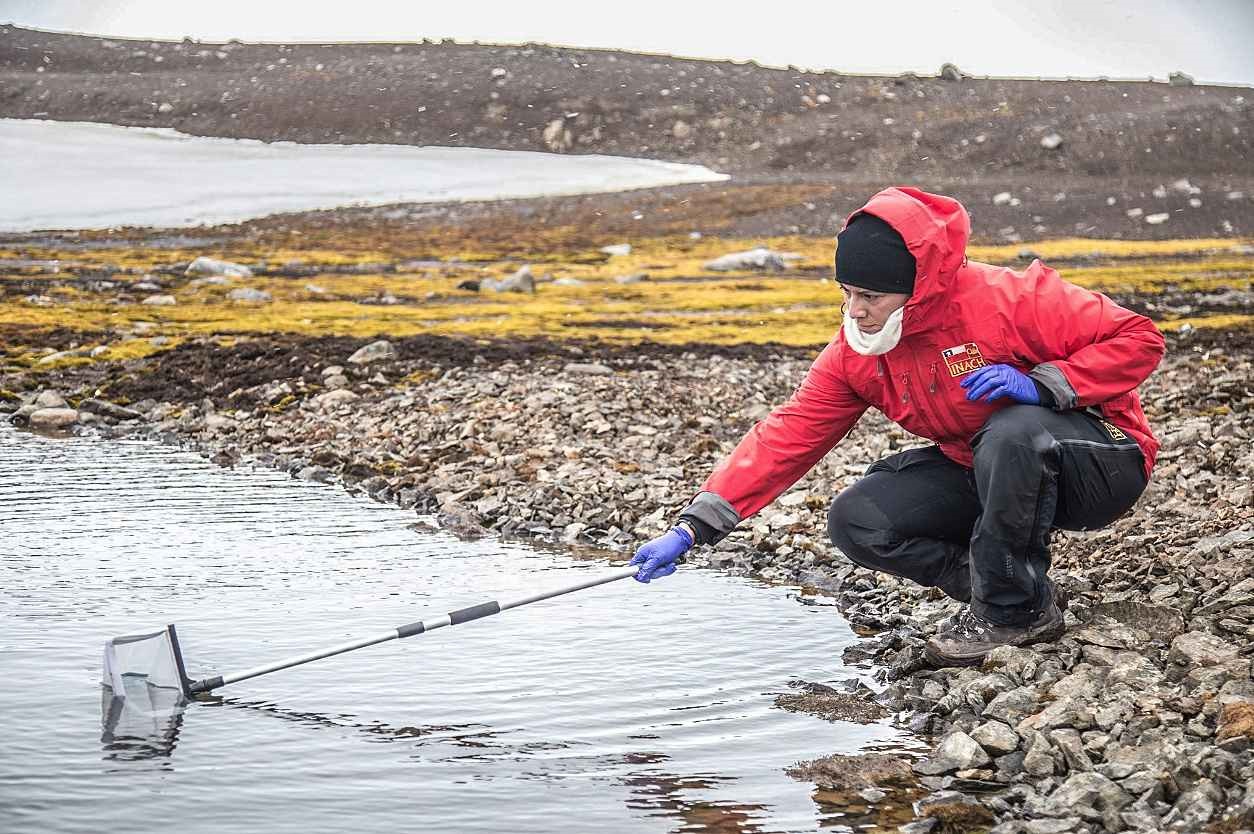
top-left (102, 626), bottom-right (189, 701)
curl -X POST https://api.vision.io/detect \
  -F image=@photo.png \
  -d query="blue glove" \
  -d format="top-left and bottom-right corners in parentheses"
top-left (960, 364), bottom-right (1041, 405)
top-left (630, 526), bottom-right (693, 583)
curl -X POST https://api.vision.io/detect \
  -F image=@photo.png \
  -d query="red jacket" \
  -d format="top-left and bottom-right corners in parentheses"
top-left (690, 187), bottom-right (1165, 533)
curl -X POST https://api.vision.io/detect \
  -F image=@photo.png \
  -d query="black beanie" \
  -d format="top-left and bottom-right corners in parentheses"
top-left (835, 213), bottom-right (917, 294)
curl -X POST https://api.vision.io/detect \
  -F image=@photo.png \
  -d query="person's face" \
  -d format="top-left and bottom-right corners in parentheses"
top-left (839, 284), bottom-right (911, 333)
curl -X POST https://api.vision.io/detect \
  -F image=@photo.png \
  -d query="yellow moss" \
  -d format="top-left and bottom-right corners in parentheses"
top-left (4, 234), bottom-right (1249, 348)
top-left (1158, 314), bottom-right (1254, 332)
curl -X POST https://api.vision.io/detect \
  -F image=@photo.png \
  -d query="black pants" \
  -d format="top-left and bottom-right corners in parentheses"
top-left (827, 406), bottom-right (1148, 626)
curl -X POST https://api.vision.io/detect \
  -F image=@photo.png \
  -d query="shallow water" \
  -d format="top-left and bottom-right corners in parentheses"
top-left (2, 118), bottom-right (728, 231)
top-left (0, 424), bottom-right (914, 833)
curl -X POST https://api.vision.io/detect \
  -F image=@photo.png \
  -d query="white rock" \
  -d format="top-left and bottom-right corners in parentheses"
top-left (320, 365), bottom-right (345, 377)
top-left (1153, 185), bottom-right (1169, 199)
top-left (600, 243), bottom-right (632, 257)
top-left (188, 276), bottom-right (230, 287)
top-left (1189, 198), bottom-right (1202, 208)
top-left (142, 294), bottom-right (177, 306)
top-left (228, 287), bottom-right (271, 302)
top-left (316, 389), bottom-right (360, 409)
top-left (347, 340), bottom-right (396, 364)
top-left (481, 265), bottom-right (536, 293)
top-left (1040, 132), bottom-right (1063, 150)
top-left (704, 247), bottom-right (788, 272)
top-left (203, 414), bottom-right (236, 432)
top-left (1126, 208), bottom-right (1144, 219)
top-left (778, 492), bottom-right (808, 508)
top-left (490, 67), bottom-right (507, 78)
top-left (1145, 212), bottom-right (1170, 225)
top-left (552, 277), bottom-right (584, 287)
top-left (185, 256), bottom-right (253, 278)
top-left (564, 362), bottom-right (614, 375)
top-left (1171, 178), bottom-right (1201, 195)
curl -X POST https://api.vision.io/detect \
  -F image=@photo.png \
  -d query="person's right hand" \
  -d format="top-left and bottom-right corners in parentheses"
top-left (630, 527), bottom-right (694, 583)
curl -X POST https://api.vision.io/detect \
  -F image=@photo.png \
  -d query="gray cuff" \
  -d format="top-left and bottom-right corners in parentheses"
top-left (1029, 363), bottom-right (1077, 411)
top-left (678, 491), bottom-right (741, 545)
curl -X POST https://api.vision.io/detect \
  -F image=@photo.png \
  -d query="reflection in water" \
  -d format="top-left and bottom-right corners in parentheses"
top-left (100, 683), bottom-right (186, 764)
top-left (622, 762), bottom-right (769, 834)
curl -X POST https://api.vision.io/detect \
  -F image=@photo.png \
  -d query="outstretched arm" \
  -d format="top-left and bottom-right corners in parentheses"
top-left (680, 341), bottom-right (868, 544)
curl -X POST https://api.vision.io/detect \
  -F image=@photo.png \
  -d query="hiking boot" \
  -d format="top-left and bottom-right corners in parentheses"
top-left (935, 582), bottom-right (1068, 632)
top-left (924, 602), bottom-right (1066, 668)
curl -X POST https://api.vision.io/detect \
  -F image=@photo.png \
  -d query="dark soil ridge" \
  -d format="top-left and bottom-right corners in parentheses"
top-left (3, 24), bottom-right (1251, 180)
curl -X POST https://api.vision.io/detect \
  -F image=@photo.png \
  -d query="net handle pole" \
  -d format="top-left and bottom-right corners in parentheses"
top-left (187, 564), bottom-right (641, 694)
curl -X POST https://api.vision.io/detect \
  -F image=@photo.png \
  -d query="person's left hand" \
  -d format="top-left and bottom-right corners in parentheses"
top-left (960, 364), bottom-right (1040, 405)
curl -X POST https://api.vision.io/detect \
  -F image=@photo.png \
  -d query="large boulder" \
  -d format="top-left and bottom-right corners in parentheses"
top-left (28, 407), bottom-right (78, 430)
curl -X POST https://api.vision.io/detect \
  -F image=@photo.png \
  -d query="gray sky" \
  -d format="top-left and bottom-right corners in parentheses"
top-left (4, 0), bottom-right (1253, 86)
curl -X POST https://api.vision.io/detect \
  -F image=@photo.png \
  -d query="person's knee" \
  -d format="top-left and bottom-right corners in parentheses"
top-left (827, 488), bottom-right (880, 567)
top-left (973, 404), bottom-right (1053, 457)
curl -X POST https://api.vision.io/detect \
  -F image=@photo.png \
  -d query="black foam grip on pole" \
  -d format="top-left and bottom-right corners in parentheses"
top-left (396, 620), bottom-right (426, 639)
top-left (449, 600), bottom-right (501, 625)
top-left (189, 675), bottom-right (223, 694)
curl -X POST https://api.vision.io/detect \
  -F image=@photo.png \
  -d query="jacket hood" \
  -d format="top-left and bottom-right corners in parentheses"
top-left (840, 187), bottom-right (970, 329)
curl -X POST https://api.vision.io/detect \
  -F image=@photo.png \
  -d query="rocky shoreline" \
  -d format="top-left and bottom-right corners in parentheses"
top-left (7, 323), bottom-right (1253, 833)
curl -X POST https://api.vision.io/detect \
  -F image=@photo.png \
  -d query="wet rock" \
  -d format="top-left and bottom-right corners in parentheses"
top-left (914, 731), bottom-right (991, 775)
top-left (78, 398), bottom-right (143, 421)
top-left (227, 287), bottom-right (272, 302)
top-left (437, 503), bottom-right (489, 541)
top-left (919, 792), bottom-right (994, 831)
top-left (185, 256), bottom-right (253, 278)
top-left (28, 407), bottom-right (78, 430)
top-left (347, 340), bottom-right (396, 365)
top-left (141, 294), bottom-right (177, 306)
top-left (297, 465), bottom-right (333, 483)
top-left (774, 682), bottom-right (891, 724)
top-left (785, 752), bottom-right (916, 792)
top-left (704, 247), bottom-right (789, 273)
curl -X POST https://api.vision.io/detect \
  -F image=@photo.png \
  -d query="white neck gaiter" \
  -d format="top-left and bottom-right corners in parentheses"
top-left (843, 306), bottom-right (905, 356)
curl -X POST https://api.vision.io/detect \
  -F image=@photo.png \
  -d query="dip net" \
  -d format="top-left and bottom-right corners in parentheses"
top-left (102, 625), bottom-right (191, 702)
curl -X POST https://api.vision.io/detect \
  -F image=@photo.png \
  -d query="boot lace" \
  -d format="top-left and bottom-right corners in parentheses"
top-left (950, 608), bottom-right (997, 640)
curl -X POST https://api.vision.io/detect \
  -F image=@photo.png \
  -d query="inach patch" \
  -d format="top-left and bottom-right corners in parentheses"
top-left (1101, 420), bottom-right (1128, 441)
top-left (941, 342), bottom-right (988, 377)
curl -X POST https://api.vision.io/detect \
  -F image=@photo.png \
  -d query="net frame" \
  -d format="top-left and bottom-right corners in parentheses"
top-left (102, 624), bottom-right (192, 699)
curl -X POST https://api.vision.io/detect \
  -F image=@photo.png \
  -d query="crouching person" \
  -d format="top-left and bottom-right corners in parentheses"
top-left (631, 187), bottom-right (1165, 667)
